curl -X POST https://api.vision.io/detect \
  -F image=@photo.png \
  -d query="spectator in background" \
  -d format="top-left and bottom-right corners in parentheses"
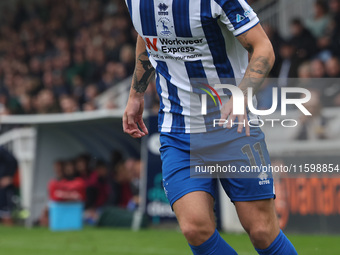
top-left (119, 45), bottom-right (135, 75)
top-left (59, 95), bottom-right (78, 113)
top-left (35, 89), bottom-right (59, 114)
top-left (325, 57), bottom-right (340, 78)
top-left (53, 160), bottom-right (64, 181)
top-left (110, 150), bottom-right (124, 169)
top-left (84, 85), bottom-right (99, 108)
top-left (0, 147), bottom-right (18, 225)
top-left (114, 63), bottom-right (128, 82)
top-left (48, 159), bottom-right (86, 202)
top-left (20, 94), bottom-right (35, 114)
top-left (275, 40), bottom-right (300, 87)
top-left (297, 62), bottom-right (312, 79)
top-left (83, 101), bottom-right (97, 111)
top-left (85, 160), bottom-right (110, 209)
top-left (310, 59), bottom-right (326, 78)
top-left (75, 154), bottom-right (91, 181)
top-left (296, 62), bottom-right (313, 89)
top-left (305, 0), bottom-right (331, 39)
top-left (290, 18), bottom-right (317, 61)
top-left (84, 160), bottom-right (110, 224)
top-left (110, 160), bottom-right (133, 208)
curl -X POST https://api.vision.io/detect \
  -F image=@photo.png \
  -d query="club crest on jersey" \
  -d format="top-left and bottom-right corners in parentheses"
top-left (158, 3), bottom-right (169, 15)
top-left (157, 17), bottom-right (172, 37)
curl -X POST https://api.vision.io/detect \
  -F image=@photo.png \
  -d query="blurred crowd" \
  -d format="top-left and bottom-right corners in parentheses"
top-left (270, 0), bottom-right (340, 79)
top-left (255, 0), bottom-right (340, 141)
top-left (260, 0), bottom-right (340, 104)
top-left (0, 0), bottom-right (136, 115)
top-left (40, 151), bottom-right (142, 226)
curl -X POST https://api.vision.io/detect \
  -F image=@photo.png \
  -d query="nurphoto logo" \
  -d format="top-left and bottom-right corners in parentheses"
top-left (199, 84), bottom-right (312, 128)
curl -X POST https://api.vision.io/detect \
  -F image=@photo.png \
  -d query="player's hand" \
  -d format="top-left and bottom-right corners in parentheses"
top-left (219, 96), bottom-right (250, 136)
top-left (123, 94), bottom-right (149, 138)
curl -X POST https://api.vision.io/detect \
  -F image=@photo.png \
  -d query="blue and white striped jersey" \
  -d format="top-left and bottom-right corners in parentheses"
top-left (125, 0), bottom-right (259, 133)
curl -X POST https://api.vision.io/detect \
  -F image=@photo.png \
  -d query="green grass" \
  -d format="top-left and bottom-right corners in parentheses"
top-left (0, 226), bottom-right (339, 255)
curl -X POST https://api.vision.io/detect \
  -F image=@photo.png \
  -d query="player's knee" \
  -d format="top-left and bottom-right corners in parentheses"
top-left (248, 224), bottom-right (273, 249)
top-left (181, 224), bottom-right (214, 246)
top-left (181, 218), bottom-right (215, 246)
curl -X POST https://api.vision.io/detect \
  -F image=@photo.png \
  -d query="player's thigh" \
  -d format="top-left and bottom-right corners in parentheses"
top-left (173, 191), bottom-right (215, 228)
top-left (235, 198), bottom-right (279, 233)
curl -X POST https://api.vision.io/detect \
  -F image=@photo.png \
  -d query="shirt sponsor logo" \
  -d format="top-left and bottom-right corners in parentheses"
top-left (159, 38), bottom-right (202, 54)
top-left (144, 37), bottom-right (204, 60)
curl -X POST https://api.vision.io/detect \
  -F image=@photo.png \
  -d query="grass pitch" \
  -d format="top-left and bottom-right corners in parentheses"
top-left (0, 225), bottom-right (339, 255)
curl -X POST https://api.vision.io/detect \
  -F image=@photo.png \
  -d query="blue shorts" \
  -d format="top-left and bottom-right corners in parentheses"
top-left (160, 126), bottom-right (275, 207)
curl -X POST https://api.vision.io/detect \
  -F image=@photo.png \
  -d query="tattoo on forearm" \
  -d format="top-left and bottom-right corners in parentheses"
top-left (240, 55), bottom-right (271, 96)
top-left (249, 56), bottom-right (270, 75)
top-left (132, 50), bottom-right (155, 93)
top-left (237, 29), bottom-right (273, 96)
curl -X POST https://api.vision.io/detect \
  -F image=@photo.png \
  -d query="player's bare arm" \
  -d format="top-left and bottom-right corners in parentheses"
top-left (221, 24), bottom-right (275, 136)
top-left (237, 24), bottom-right (275, 95)
top-left (123, 35), bottom-right (155, 138)
top-left (132, 43), bottom-right (155, 93)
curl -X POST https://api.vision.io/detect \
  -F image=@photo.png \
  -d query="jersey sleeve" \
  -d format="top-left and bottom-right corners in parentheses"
top-left (213, 0), bottom-right (259, 37)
